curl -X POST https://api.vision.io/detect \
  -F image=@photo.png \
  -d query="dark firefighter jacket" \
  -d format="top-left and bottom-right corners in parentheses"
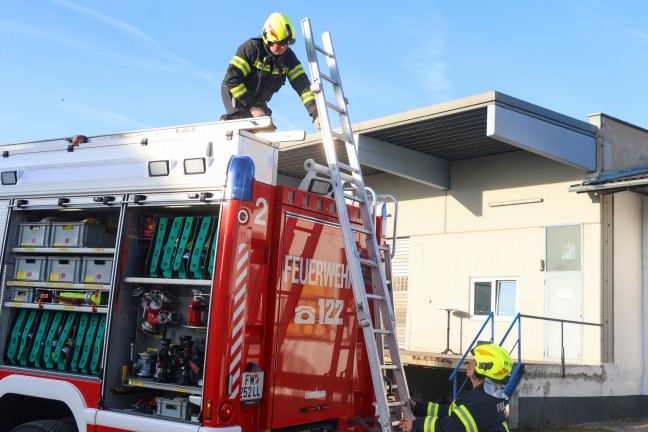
top-left (412, 383), bottom-right (509, 432)
top-left (222, 38), bottom-right (317, 119)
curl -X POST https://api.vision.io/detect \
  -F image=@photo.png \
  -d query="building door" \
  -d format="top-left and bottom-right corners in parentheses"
top-left (544, 225), bottom-right (583, 363)
top-left (390, 237), bottom-right (409, 349)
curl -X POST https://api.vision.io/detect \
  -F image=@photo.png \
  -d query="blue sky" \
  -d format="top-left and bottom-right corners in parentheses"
top-left (1, 1), bottom-right (647, 144)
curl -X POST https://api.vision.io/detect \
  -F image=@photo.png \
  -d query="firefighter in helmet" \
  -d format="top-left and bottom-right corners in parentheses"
top-left (220, 12), bottom-right (320, 129)
top-left (399, 343), bottom-right (513, 432)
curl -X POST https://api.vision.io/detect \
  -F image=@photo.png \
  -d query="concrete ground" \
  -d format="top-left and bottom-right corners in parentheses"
top-left (575, 418), bottom-right (648, 432)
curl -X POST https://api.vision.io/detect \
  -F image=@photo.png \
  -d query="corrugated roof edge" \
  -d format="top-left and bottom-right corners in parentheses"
top-left (283, 90), bottom-right (598, 150)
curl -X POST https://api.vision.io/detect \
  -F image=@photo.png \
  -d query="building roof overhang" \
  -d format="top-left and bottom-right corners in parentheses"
top-left (569, 166), bottom-right (648, 196)
top-left (278, 91), bottom-right (598, 189)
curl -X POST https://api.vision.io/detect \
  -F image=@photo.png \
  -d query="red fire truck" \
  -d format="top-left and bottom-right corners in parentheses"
top-left (0, 117), bottom-right (398, 432)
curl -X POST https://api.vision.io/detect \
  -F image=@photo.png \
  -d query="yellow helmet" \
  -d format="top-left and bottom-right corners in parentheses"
top-left (262, 12), bottom-right (296, 46)
top-left (471, 344), bottom-right (513, 382)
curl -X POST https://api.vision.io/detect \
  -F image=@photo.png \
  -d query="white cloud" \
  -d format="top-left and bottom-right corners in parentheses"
top-left (61, 100), bottom-right (150, 131)
top-left (0, 17), bottom-right (88, 48)
top-left (271, 112), bottom-right (303, 131)
top-left (52, 0), bottom-right (218, 86)
top-left (402, 7), bottom-right (452, 97)
top-left (629, 29), bottom-right (648, 44)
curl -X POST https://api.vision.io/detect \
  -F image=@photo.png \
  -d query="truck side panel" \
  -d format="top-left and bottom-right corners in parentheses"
top-left (202, 181), bottom-right (274, 430)
top-left (262, 187), bottom-right (374, 430)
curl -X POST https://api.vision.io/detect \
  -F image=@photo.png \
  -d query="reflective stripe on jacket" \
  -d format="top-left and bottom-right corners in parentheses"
top-left (412, 383), bottom-right (508, 432)
top-left (222, 38), bottom-right (317, 118)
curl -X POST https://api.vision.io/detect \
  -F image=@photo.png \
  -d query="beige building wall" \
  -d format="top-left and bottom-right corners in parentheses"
top-left (613, 192), bottom-right (643, 370)
top-left (366, 150), bottom-right (602, 363)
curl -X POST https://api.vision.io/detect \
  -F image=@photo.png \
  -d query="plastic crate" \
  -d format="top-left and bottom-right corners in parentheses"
top-left (17, 222), bottom-right (50, 247)
top-left (14, 256), bottom-right (47, 281)
top-left (47, 257), bottom-right (81, 283)
top-left (155, 397), bottom-right (190, 420)
top-left (34, 289), bottom-right (54, 303)
top-left (81, 258), bottom-right (113, 284)
top-left (9, 287), bottom-right (33, 302)
top-left (50, 222), bottom-right (115, 248)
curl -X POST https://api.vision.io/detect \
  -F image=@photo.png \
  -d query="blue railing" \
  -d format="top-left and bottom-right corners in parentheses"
top-left (448, 312), bottom-right (602, 400)
top-left (448, 312), bottom-right (524, 399)
top-left (448, 311), bottom-right (496, 399)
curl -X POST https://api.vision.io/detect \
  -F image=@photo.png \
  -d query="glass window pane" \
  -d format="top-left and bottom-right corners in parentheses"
top-left (473, 281), bottom-right (492, 315)
top-left (496, 280), bottom-right (517, 316)
top-left (546, 225), bottom-right (581, 272)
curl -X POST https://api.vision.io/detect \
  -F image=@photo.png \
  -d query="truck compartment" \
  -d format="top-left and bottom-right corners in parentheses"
top-left (1, 202), bottom-right (119, 378)
top-left (100, 199), bottom-right (219, 424)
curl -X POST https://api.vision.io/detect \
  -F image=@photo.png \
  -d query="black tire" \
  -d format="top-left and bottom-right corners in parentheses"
top-left (10, 419), bottom-right (77, 432)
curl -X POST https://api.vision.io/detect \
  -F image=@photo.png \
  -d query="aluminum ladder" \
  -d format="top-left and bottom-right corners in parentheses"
top-left (301, 18), bottom-right (412, 432)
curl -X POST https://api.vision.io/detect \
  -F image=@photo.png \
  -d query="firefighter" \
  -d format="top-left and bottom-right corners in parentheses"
top-left (220, 12), bottom-right (320, 129)
top-left (399, 343), bottom-right (513, 432)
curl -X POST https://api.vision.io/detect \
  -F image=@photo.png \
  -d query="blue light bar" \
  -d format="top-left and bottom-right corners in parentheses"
top-left (225, 156), bottom-right (254, 201)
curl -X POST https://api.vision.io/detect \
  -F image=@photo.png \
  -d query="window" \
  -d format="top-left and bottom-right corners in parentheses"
top-left (470, 278), bottom-right (518, 319)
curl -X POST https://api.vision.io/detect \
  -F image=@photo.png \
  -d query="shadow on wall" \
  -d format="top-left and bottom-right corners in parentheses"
top-left (450, 151), bottom-right (589, 218)
top-left (367, 151), bottom-right (589, 219)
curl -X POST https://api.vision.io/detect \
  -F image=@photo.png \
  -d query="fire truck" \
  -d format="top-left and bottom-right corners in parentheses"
top-left (0, 116), bottom-right (397, 432)
top-left (0, 19), bottom-right (413, 432)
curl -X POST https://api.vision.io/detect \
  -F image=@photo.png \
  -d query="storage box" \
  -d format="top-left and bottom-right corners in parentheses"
top-left (155, 397), bottom-right (190, 420)
top-left (34, 289), bottom-right (54, 303)
top-left (9, 287), bottom-right (33, 302)
top-left (14, 256), bottom-right (47, 281)
top-left (18, 222), bottom-right (50, 247)
top-left (81, 258), bottom-right (113, 284)
top-left (47, 257), bottom-right (81, 283)
top-left (50, 222), bottom-right (116, 248)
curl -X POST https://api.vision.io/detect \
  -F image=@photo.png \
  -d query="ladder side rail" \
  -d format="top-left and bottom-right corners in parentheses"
top-left (374, 272), bottom-right (411, 409)
top-left (322, 32), bottom-right (356, 146)
top-left (323, 156), bottom-right (395, 429)
top-left (303, 16), bottom-right (385, 390)
top-left (320, 30), bottom-right (366, 211)
top-left (301, 18), bottom-right (412, 430)
top-left (302, 22), bottom-right (347, 184)
top-left (318, 30), bottom-right (396, 337)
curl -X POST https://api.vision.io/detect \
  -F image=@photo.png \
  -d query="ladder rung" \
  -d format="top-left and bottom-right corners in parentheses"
top-left (374, 328), bottom-right (392, 335)
top-left (325, 101), bottom-right (346, 115)
top-left (315, 44), bottom-right (334, 58)
top-left (320, 72), bottom-right (339, 86)
top-left (350, 225), bottom-right (372, 235)
top-left (351, 228), bottom-right (372, 237)
top-left (381, 364), bottom-right (399, 370)
top-left (358, 258), bottom-right (378, 267)
top-left (331, 130), bottom-right (352, 143)
top-left (388, 400), bottom-right (407, 407)
top-left (366, 293), bottom-right (385, 300)
top-left (343, 192), bottom-right (365, 203)
top-left (337, 161), bottom-right (358, 173)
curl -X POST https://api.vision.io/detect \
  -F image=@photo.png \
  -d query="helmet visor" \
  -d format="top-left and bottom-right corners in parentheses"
top-left (277, 27), bottom-right (295, 45)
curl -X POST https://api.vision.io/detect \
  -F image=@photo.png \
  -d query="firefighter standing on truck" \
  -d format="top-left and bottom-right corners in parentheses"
top-left (220, 12), bottom-right (320, 129)
top-left (399, 343), bottom-right (513, 432)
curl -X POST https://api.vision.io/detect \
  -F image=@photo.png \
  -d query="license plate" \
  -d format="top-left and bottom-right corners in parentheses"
top-left (241, 371), bottom-right (264, 401)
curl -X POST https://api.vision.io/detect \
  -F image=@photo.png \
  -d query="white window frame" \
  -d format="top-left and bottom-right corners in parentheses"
top-left (469, 277), bottom-right (519, 321)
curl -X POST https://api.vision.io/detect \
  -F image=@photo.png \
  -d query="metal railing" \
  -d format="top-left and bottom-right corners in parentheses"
top-left (512, 313), bottom-right (602, 377)
top-left (449, 311), bottom-right (497, 399)
top-left (449, 312), bottom-right (602, 398)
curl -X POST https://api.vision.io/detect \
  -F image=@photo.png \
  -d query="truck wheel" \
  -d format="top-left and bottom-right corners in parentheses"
top-left (10, 419), bottom-right (78, 432)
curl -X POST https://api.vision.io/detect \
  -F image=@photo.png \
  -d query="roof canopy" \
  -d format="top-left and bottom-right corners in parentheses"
top-left (279, 91), bottom-right (598, 189)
